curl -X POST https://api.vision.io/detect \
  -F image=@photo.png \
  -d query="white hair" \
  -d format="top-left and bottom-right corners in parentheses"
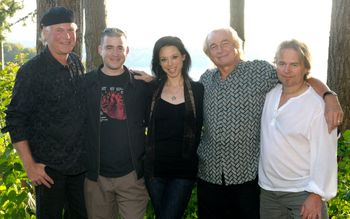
top-left (40, 23), bottom-right (78, 46)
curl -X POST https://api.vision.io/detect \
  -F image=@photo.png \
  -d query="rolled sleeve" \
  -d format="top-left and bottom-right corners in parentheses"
top-left (3, 67), bottom-right (34, 143)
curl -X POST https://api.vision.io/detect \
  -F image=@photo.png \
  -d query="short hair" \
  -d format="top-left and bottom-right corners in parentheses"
top-left (274, 39), bottom-right (312, 77)
top-left (100, 28), bottom-right (127, 45)
top-left (203, 27), bottom-right (244, 60)
top-left (151, 36), bottom-right (192, 81)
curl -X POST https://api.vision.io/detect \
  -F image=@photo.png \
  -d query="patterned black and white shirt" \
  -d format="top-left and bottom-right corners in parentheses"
top-left (197, 60), bottom-right (278, 185)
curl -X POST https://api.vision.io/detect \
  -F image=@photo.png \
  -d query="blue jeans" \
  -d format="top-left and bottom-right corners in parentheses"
top-left (35, 166), bottom-right (87, 219)
top-left (145, 177), bottom-right (195, 219)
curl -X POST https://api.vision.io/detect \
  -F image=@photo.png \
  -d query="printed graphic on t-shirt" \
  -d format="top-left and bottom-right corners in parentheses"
top-left (100, 87), bottom-right (126, 121)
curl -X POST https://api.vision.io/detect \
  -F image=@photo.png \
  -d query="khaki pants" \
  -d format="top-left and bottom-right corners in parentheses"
top-left (84, 171), bottom-right (149, 219)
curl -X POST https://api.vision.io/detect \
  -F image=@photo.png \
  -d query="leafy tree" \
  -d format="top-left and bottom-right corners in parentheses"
top-left (0, 0), bottom-right (23, 69)
top-left (3, 42), bottom-right (35, 64)
top-left (328, 130), bottom-right (350, 217)
top-left (0, 56), bottom-right (36, 218)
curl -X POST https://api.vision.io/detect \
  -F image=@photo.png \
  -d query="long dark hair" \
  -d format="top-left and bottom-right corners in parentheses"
top-left (151, 36), bottom-right (192, 81)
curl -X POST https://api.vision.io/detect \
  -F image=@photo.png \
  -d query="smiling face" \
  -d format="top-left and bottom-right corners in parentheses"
top-left (43, 23), bottom-right (77, 60)
top-left (98, 35), bottom-right (129, 75)
top-left (159, 45), bottom-right (185, 79)
top-left (276, 48), bottom-right (309, 89)
top-left (206, 29), bottom-right (240, 69)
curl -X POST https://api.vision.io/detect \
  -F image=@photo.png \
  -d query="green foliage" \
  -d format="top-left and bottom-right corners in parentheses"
top-left (0, 61), bottom-right (18, 128)
top-left (0, 0), bottom-right (23, 40)
top-left (183, 185), bottom-right (198, 218)
top-left (144, 201), bottom-right (155, 219)
top-left (328, 130), bottom-right (350, 218)
top-left (4, 42), bottom-right (35, 65)
top-left (0, 58), bottom-right (348, 219)
top-left (0, 60), bottom-right (36, 219)
top-left (144, 185), bottom-right (198, 218)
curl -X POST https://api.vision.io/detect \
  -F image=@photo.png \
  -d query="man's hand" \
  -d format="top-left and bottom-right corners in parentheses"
top-left (13, 140), bottom-right (54, 188)
top-left (131, 70), bottom-right (154, 83)
top-left (324, 95), bottom-right (343, 133)
top-left (300, 193), bottom-right (322, 219)
top-left (25, 162), bottom-right (54, 188)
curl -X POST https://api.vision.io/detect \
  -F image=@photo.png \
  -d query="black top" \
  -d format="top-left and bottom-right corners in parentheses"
top-left (154, 100), bottom-right (189, 177)
top-left (144, 79), bottom-right (204, 179)
top-left (83, 66), bottom-right (152, 181)
top-left (3, 47), bottom-right (86, 175)
top-left (98, 70), bottom-right (133, 177)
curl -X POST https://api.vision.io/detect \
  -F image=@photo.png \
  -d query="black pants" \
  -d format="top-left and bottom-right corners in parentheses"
top-left (35, 167), bottom-right (87, 219)
top-left (197, 177), bottom-right (260, 219)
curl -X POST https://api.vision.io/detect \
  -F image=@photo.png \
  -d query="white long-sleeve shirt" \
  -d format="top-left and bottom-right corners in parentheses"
top-left (258, 84), bottom-right (337, 201)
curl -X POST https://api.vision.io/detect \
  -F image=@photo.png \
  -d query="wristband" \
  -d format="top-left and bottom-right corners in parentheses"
top-left (323, 90), bottom-right (337, 99)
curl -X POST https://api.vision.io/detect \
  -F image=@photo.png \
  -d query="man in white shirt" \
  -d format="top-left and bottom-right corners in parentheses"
top-left (259, 39), bottom-right (337, 219)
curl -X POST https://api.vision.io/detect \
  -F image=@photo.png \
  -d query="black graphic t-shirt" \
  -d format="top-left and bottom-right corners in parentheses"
top-left (99, 70), bottom-right (133, 177)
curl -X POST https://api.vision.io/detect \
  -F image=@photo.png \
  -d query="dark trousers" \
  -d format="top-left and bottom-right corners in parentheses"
top-left (35, 167), bottom-right (87, 219)
top-left (145, 177), bottom-right (195, 219)
top-left (197, 177), bottom-right (260, 219)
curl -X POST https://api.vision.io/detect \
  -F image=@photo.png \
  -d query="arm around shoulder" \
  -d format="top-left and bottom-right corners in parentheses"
top-left (307, 77), bottom-right (343, 132)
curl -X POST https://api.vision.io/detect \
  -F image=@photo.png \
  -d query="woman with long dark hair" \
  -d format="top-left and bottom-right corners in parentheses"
top-left (144, 36), bottom-right (203, 219)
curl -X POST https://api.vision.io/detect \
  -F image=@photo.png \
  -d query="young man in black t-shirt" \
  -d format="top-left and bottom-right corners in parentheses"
top-left (83, 28), bottom-right (151, 219)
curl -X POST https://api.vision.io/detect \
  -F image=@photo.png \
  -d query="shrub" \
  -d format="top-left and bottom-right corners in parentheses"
top-left (328, 130), bottom-right (350, 218)
top-left (1, 58), bottom-right (349, 219)
top-left (0, 59), bottom-right (36, 218)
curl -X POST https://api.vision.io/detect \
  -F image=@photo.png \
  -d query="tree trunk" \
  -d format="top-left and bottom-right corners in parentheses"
top-left (84, 0), bottom-right (106, 71)
top-left (230, 0), bottom-right (245, 47)
top-left (58, 0), bottom-right (83, 58)
top-left (36, 0), bottom-right (55, 53)
top-left (327, 0), bottom-right (350, 131)
top-left (36, 0), bottom-right (83, 58)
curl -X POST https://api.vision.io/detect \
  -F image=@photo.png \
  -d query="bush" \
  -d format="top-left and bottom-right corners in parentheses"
top-left (0, 59), bottom-right (36, 218)
top-left (0, 58), bottom-right (349, 219)
top-left (3, 43), bottom-right (35, 65)
top-left (328, 130), bottom-right (350, 218)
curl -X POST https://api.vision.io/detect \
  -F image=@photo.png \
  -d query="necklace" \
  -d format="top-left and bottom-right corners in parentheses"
top-left (165, 79), bottom-right (183, 102)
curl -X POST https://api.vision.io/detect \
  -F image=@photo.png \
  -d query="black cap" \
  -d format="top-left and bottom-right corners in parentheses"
top-left (40, 6), bottom-right (75, 27)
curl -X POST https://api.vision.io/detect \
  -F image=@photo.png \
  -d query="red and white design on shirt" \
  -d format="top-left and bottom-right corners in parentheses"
top-left (101, 90), bottom-right (126, 120)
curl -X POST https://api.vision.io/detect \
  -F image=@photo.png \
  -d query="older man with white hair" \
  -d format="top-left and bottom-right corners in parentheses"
top-left (2, 6), bottom-right (87, 219)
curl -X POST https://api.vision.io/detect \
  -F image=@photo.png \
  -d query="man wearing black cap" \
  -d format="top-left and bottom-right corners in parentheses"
top-left (2, 6), bottom-right (87, 218)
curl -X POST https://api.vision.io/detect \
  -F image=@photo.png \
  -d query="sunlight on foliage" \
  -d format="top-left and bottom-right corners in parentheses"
top-left (328, 130), bottom-right (350, 218)
top-left (0, 57), bottom-right (349, 219)
top-left (0, 57), bottom-right (36, 219)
